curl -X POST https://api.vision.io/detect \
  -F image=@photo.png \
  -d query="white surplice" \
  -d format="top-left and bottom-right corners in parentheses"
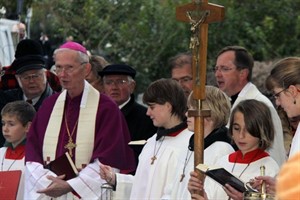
top-left (161, 141), bottom-right (234, 200)
top-left (113, 128), bottom-right (193, 200)
top-left (205, 153), bottom-right (279, 199)
top-left (232, 82), bottom-right (286, 166)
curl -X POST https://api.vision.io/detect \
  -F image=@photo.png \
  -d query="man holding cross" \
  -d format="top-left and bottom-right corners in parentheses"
top-left (24, 41), bottom-right (135, 199)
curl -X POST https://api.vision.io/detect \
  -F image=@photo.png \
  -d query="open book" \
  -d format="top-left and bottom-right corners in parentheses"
top-left (196, 164), bottom-right (256, 193)
top-left (45, 152), bottom-right (79, 180)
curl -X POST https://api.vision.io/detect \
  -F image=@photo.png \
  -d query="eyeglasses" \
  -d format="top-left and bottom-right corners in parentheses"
top-left (213, 66), bottom-right (234, 73)
top-left (56, 62), bottom-right (87, 74)
top-left (19, 73), bottom-right (44, 82)
top-left (172, 76), bottom-right (192, 84)
top-left (103, 79), bottom-right (129, 86)
top-left (272, 88), bottom-right (287, 100)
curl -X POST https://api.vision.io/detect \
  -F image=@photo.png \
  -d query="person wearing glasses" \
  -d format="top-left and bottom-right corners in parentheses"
top-left (0, 39), bottom-right (62, 92)
top-left (266, 57), bottom-right (300, 158)
top-left (3, 44), bottom-right (55, 111)
top-left (241, 57), bottom-right (300, 200)
top-left (213, 46), bottom-right (286, 167)
top-left (169, 52), bottom-right (193, 98)
top-left (0, 41), bottom-right (55, 147)
top-left (24, 42), bottom-right (135, 199)
top-left (99, 64), bottom-right (157, 171)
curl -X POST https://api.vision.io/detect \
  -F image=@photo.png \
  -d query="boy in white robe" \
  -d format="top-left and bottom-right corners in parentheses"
top-left (100, 78), bottom-right (194, 199)
top-left (0, 101), bottom-right (35, 199)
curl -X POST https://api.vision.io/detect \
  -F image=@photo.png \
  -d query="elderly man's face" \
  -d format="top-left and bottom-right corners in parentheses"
top-left (103, 74), bottom-right (135, 105)
top-left (16, 69), bottom-right (47, 99)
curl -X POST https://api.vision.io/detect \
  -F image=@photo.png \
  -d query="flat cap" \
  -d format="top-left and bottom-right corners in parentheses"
top-left (99, 64), bottom-right (136, 79)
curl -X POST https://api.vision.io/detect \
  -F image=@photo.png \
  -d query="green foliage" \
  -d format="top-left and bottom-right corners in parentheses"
top-left (208, 0), bottom-right (300, 61)
top-left (29, 0), bottom-right (190, 93)
top-left (2, 0), bottom-right (300, 93)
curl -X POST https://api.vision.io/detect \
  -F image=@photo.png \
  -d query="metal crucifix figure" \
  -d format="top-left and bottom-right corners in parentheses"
top-left (176, 0), bottom-right (224, 196)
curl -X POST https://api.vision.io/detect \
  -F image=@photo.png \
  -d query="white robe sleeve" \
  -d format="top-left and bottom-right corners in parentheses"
top-left (112, 173), bottom-right (134, 200)
top-left (25, 159), bottom-right (119, 200)
top-left (24, 161), bottom-right (57, 199)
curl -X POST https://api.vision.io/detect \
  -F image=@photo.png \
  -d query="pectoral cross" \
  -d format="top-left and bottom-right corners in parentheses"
top-left (64, 138), bottom-right (77, 157)
top-left (150, 156), bottom-right (157, 165)
top-left (176, 0), bottom-right (224, 196)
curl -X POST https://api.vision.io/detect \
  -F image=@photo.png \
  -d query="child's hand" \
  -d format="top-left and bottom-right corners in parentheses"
top-left (188, 171), bottom-right (207, 200)
top-left (223, 184), bottom-right (243, 200)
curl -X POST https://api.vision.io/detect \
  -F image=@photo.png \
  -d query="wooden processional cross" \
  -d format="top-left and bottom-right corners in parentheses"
top-left (176, 0), bottom-right (224, 194)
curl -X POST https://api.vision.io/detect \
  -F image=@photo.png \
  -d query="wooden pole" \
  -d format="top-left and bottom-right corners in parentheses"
top-left (176, 0), bottom-right (225, 196)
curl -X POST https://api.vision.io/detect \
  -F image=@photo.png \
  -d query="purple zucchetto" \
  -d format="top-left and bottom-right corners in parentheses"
top-left (59, 41), bottom-right (87, 55)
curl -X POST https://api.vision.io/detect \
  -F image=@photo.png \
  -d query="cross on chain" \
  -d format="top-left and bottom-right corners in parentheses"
top-left (151, 156), bottom-right (157, 165)
top-left (64, 138), bottom-right (77, 157)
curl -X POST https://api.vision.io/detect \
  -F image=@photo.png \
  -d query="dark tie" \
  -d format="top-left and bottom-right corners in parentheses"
top-left (26, 99), bottom-right (32, 104)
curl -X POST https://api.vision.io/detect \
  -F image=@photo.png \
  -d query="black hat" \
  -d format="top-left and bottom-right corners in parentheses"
top-left (99, 64), bottom-right (136, 79)
top-left (13, 55), bottom-right (45, 74)
top-left (11, 39), bottom-right (46, 74)
top-left (14, 39), bottom-right (44, 59)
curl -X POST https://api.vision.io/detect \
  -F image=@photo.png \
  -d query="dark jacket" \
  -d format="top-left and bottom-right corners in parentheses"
top-left (0, 83), bottom-right (55, 147)
top-left (4, 83), bottom-right (55, 111)
top-left (121, 95), bottom-right (157, 167)
top-left (189, 126), bottom-right (235, 151)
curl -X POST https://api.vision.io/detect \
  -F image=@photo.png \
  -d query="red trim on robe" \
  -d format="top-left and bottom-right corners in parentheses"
top-left (5, 145), bottom-right (25, 160)
top-left (228, 149), bottom-right (269, 163)
top-left (168, 127), bottom-right (186, 137)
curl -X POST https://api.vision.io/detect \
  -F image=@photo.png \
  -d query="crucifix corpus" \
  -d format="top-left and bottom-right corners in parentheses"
top-left (176, 0), bottom-right (224, 195)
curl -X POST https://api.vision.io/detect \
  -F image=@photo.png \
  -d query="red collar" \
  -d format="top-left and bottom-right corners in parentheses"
top-left (229, 149), bottom-right (269, 163)
top-left (168, 127), bottom-right (186, 137)
top-left (5, 145), bottom-right (25, 160)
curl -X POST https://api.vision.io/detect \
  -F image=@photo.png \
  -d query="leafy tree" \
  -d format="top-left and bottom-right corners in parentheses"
top-left (30, 0), bottom-right (191, 93)
top-left (2, 0), bottom-right (300, 93)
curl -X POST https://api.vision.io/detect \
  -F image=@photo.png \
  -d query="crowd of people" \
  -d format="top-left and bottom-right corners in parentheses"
top-left (0, 37), bottom-right (299, 200)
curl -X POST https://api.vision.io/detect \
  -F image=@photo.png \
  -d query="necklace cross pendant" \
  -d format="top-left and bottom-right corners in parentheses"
top-left (151, 156), bottom-right (157, 165)
top-left (64, 138), bottom-right (77, 157)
